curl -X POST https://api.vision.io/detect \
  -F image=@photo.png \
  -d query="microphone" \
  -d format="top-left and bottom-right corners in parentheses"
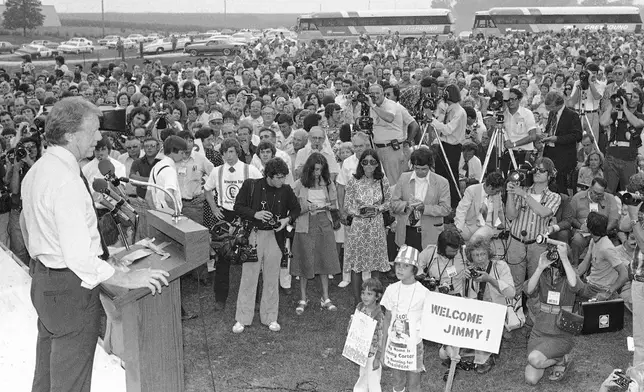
top-left (118, 177), bottom-right (182, 220)
top-left (96, 194), bottom-right (133, 226)
top-left (98, 159), bottom-right (121, 187)
top-left (92, 178), bottom-right (138, 223)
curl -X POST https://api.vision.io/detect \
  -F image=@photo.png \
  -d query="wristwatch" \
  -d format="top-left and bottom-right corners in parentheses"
top-left (512, 142), bottom-right (517, 148)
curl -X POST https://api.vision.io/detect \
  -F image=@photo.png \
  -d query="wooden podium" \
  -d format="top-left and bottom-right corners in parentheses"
top-left (101, 210), bottom-right (209, 392)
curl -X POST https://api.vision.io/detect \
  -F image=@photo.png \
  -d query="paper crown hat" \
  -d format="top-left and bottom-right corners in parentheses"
top-left (394, 245), bottom-right (420, 268)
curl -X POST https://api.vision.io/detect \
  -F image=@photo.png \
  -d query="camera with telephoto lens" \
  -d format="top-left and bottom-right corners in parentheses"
top-left (620, 191), bottom-right (644, 206)
top-left (611, 88), bottom-right (627, 110)
top-left (579, 70), bottom-right (590, 90)
top-left (14, 143), bottom-right (28, 161)
top-left (536, 234), bottom-right (563, 268)
top-left (613, 369), bottom-right (632, 389)
top-left (508, 162), bottom-right (535, 188)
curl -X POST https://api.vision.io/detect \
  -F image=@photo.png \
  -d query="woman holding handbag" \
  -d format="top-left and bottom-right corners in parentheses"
top-left (524, 241), bottom-right (586, 385)
top-left (291, 153), bottom-right (341, 314)
top-left (344, 149), bottom-right (392, 304)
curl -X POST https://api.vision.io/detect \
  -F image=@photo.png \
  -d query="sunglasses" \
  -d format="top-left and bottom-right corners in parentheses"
top-left (361, 158), bottom-right (378, 166)
top-left (535, 168), bottom-right (548, 174)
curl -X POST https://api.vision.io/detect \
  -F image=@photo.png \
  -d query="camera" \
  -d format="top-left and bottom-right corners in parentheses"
top-left (356, 93), bottom-right (368, 104)
top-left (469, 266), bottom-right (484, 278)
top-left (421, 93), bottom-right (438, 111)
top-left (210, 219), bottom-right (257, 265)
top-left (536, 234), bottom-right (563, 268)
top-left (613, 369), bottom-right (632, 389)
top-left (508, 163), bottom-right (535, 188)
top-left (620, 191), bottom-right (644, 206)
top-left (487, 90), bottom-right (505, 123)
top-left (579, 70), bottom-right (590, 90)
top-left (266, 212), bottom-right (282, 230)
top-left (611, 88), bottom-right (627, 110)
top-left (14, 144), bottom-right (28, 161)
top-left (356, 92), bottom-right (374, 134)
top-left (420, 276), bottom-right (453, 294)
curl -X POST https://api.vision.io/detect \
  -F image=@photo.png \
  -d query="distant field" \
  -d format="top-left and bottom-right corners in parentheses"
top-left (59, 12), bottom-right (300, 31)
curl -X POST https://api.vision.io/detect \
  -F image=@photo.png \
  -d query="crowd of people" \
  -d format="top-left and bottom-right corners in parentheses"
top-left (10, 25), bottom-right (644, 391)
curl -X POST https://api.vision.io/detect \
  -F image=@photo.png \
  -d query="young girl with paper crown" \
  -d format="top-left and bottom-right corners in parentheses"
top-left (349, 278), bottom-right (385, 392)
top-left (380, 245), bottom-right (430, 392)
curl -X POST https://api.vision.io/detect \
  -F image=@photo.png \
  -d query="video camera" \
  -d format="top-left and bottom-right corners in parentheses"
top-left (611, 88), bottom-right (628, 111)
top-left (620, 192), bottom-right (644, 206)
top-left (508, 162), bottom-right (535, 188)
top-left (356, 89), bottom-right (374, 134)
top-left (623, 172), bottom-right (644, 206)
top-left (579, 70), bottom-right (590, 90)
top-left (487, 90), bottom-right (506, 124)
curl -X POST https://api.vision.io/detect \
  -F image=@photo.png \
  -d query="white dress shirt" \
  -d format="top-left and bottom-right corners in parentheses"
top-left (21, 146), bottom-right (115, 289)
top-left (504, 106), bottom-right (537, 151)
top-left (411, 171), bottom-right (428, 202)
top-left (431, 102), bottom-right (467, 145)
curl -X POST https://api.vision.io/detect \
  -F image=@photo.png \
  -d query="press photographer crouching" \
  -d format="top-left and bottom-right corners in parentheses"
top-left (576, 212), bottom-right (628, 301)
top-left (417, 229), bottom-right (466, 296)
top-left (524, 240), bottom-right (584, 385)
top-left (232, 157), bottom-right (300, 334)
top-left (439, 238), bottom-right (515, 376)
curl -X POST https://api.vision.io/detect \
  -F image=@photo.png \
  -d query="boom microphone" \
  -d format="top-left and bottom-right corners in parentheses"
top-left (92, 178), bottom-right (138, 223)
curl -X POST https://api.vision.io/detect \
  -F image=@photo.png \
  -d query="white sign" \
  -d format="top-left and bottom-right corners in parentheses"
top-left (343, 310), bottom-right (377, 367)
top-left (420, 292), bottom-right (506, 354)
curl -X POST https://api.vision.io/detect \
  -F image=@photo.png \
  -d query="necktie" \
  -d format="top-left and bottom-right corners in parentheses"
top-left (80, 171), bottom-right (110, 260)
top-left (480, 197), bottom-right (489, 222)
top-left (463, 160), bottom-right (469, 179)
top-left (546, 111), bottom-right (556, 136)
top-left (229, 166), bottom-right (236, 173)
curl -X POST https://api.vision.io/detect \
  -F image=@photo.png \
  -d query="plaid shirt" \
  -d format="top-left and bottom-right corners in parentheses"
top-left (510, 186), bottom-right (561, 241)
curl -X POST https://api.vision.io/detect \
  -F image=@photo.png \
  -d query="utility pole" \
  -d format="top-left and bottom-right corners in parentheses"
top-left (101, 0), bottom-right (105, 37)
top-left (224, 0), bottom-right (227, 22)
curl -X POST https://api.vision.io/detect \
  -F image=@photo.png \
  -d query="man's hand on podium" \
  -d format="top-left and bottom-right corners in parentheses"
top-left (108, 268), bottom-right (170, 295)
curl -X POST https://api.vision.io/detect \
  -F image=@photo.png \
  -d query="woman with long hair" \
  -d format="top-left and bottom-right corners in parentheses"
top-left (344, 149), bottom-right (391, 303)
top-left (291, 152), bottom-right (341, 314)
top-left (577, 151), bottom-right (604, 192)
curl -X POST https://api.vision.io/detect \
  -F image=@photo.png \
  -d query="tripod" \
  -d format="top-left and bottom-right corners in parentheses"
top-left (480, 117), bottom-right (518, 182)
top-left (576, 93), bottom-right (601, 153)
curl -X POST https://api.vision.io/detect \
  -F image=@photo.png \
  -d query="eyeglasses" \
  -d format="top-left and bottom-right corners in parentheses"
top-left (506, 97), bottom-right (520, 102)
top-left (535, 168), bottom-right (548, 174)
top-left (361, 158), bottom-right (378, 166)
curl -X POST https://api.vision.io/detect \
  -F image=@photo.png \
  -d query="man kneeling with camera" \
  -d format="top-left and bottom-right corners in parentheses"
top-left (232, 158), bottom-right (300, 333)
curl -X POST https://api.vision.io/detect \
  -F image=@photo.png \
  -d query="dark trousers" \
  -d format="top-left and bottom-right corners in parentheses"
top-left (30, 259), bottom-right (100, 392)
top-left (405, 226), bottom-right (423, 252)
top-left (435, 141), bottom-right (462, 208)
top-left (213, 208), bottom-right (238, 304)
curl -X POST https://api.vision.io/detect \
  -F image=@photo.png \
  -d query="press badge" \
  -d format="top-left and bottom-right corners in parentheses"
top-left (547, 291), bottom-right (561, 305)
top-left (589, 202), bottom-right (599, 212)
top-left (446, 265), bottom-right (458, 278)
top-left (178, 167), bottom-right (187, 176)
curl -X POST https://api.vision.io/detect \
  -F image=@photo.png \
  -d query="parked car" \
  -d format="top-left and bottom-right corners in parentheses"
top-left (57, 41), bottom-right (94, 54)
top-left (16, 44), bottom-right (55, 58)
top-left (127, 34), bottom-right (146, 43)
top-left (107, 38), bottom-right (136, 50)
top-left (184, 38), bottom-right (245, 57)
top-left (98, 35), bottom-right (121, 46)
top-left (142, 37), bottom-right (190, 54)
top-left (30, 40), bottom-right (59, 50)
top-left (67, 37), bottom-right (93, 46)
top-left (230, 32), bottom-right (256, 44)
top-left (0, 42), bottom-right (17, 54)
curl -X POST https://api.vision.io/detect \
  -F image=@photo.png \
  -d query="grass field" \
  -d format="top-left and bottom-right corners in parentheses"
top-left (179, 265), bottom-right (633, 392)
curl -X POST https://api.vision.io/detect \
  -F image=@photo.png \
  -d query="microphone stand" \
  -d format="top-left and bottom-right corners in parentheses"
top-left (126, 178), bottom-right (183, 222)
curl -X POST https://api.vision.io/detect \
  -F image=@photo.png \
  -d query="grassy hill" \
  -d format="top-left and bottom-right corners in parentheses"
top-left (59, 13), bottom-right (300, 31)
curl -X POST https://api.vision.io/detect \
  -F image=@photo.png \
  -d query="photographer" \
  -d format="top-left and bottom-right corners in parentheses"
top-left (599, 87), bottom-right (644, 194)
top-left (7, 135), bottom-right (39, 263)
top-left (502, 88), bottom-right (538, 176)
top-left (429, 84), bottom-right (467, 208)
top-left (524, 241), bottom-right (585, 385)
top-left (576, 211), bottom-right (628, 301)
top-left (569, 63), bottom-right (604, 145)
top-left (232, 158), bottom-right (300, 334)
top-left (440, 238), bottom-right (515, 375)
top-left (506, 158), bottom-right (562, 295)
top-left (366, 83), bottom-right (406, 186)
top-left (417, 229), bottom-right (466, 296)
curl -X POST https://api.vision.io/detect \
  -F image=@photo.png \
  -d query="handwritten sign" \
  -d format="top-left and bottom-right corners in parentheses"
top-left (383, 313), bottom-right (418, 371)
top-left (343, 310), bottom-right (377, 367)
top-left (420, 292), bottom-right (506, 353)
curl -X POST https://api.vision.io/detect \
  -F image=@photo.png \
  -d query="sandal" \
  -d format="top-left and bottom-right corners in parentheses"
top-left (548, 355), bottom-right (572, 381)
top-left (295, 300), bottom-right (308, 315)
top-left (320, 298), bottom-right (337, 311)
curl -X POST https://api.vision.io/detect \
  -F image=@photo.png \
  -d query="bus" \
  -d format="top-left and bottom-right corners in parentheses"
top-left (296, 9), bottom-right (454, 43)
top-left (472, 6), bottom-right (642, 36)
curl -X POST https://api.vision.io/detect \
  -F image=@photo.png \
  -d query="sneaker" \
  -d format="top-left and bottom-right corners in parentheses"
top-left (232, 322), bottom-right (245, 334)
top-left (268, 321), bottom-right (281, 332)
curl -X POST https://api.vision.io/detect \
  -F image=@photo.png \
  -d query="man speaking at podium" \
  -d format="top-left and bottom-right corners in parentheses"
top-left (21, 97), bottom-right (170, 392)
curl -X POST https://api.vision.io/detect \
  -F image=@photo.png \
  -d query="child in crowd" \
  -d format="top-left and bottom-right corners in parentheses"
top-left (381, 245), bottom-right (429, 392)
top-left (351, 278), bottom-right (385, 392)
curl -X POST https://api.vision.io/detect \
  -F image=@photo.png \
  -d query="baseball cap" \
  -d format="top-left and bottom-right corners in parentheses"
top-left (209, 111), bottom-right (223, 122)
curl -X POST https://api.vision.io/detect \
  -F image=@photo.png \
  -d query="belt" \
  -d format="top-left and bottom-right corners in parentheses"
top-left (540, 303), bottom-right (573, 314)
top-left (182, 194), bottom-right (204, 202)
top-left (634, 275), bottom-right (644, 283)
top-left (406, 226), bottom-right (422, 233)
top-left (585, 109), bottom-right (598, 113)
top-left (374, 140), bottom-right (403, 148)
top-left (609, 141), bottom-right (630, 148)
top-left (31, 258), bottom-right (71, 274)
top-left (511, 233), bottom-right (536, 245)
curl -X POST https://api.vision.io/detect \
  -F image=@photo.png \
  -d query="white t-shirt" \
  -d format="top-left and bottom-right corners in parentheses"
top-left (380, 281), bottom-right (429, 344)
top-left (203, 160), bottom-right (262, 211)
top-left (149, 156), bottom-right (182, 211)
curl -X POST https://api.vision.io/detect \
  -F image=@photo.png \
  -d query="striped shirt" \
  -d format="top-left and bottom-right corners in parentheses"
top-left (510, 186), bottom-right (561, 241)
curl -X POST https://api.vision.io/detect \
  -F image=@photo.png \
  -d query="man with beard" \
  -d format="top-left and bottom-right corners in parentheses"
top-left (163, 81), bottom-right (187, 122)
